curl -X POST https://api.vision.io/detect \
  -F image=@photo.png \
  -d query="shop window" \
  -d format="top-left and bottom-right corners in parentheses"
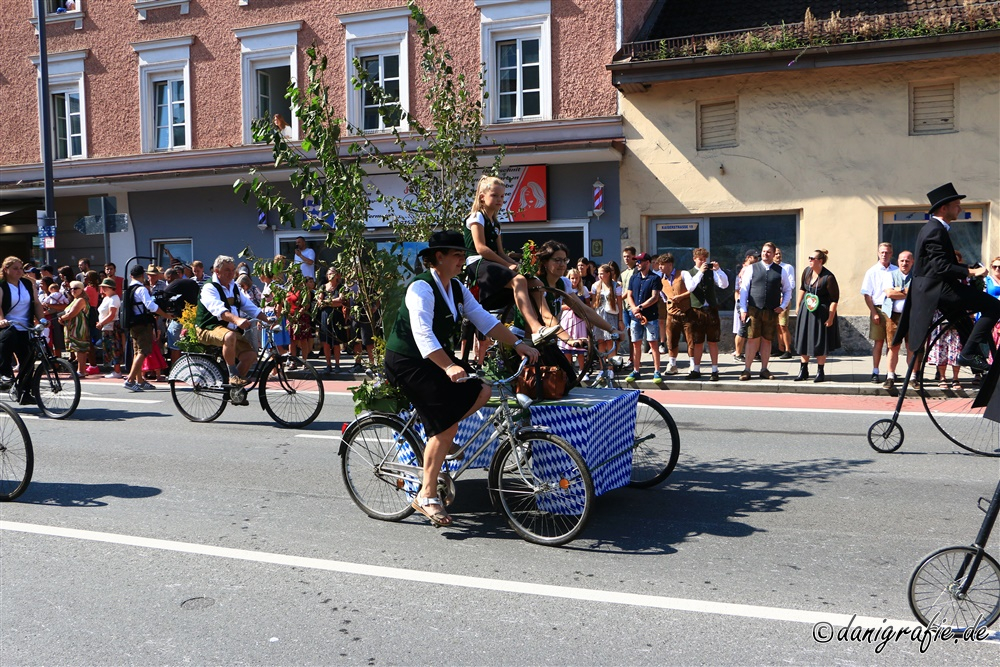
top-left (881, 207), bottom-right (984, 265)
top-left (152, 239), bottom-right (193, 269)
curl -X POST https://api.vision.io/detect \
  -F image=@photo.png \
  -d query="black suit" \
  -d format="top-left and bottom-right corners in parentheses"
top-left (894, 217), bottom-right (1000, 354)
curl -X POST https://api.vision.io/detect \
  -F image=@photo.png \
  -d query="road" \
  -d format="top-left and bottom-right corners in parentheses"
top-left (1, 380), bottom-right (999, 665)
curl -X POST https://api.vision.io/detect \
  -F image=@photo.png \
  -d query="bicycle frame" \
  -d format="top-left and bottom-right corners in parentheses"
top-left (173, 319), bottom-right (284, 392)
top-left (952, 478), bottom-right (1000, 597)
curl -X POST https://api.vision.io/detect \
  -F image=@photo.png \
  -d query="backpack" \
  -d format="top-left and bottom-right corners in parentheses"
top-left (120, 284), bottom-right (154, 330)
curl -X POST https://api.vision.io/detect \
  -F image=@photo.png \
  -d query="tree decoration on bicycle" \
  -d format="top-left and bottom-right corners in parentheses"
top-left (518, 240), bottom-right (540, 277)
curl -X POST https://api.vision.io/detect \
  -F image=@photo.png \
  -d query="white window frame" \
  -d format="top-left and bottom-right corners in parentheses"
top-left (339, 7), bottom-right (411, 134)
top-left (30, 1), bottom-right (84, 31)
top-left (29, 49), bottom-right (88, 161)
top-left (50, 85), bottom-right (84, 160)
top-left (133, 37), bottom-right (192, 154)
top-left (133, 0), bottom-right (189, 21)
top-left (477, 0), bottom-right (552, 124)
top-left (151, 238), bottom-right (193, 269)
top-left (234, 22), bottom-right (302, 145)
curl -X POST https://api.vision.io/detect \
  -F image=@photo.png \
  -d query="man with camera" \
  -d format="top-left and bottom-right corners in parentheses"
top-left (682, 248), bottom-right (730, 381)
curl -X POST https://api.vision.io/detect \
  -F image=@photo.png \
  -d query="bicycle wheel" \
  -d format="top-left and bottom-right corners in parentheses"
top-left (500, 285), bottom-right (598, 385)
top-left (867, 418), bottom-right (904, 454)
top-left (0, 403), bottom-right (33, 501)
top-left (919, 322), bottom-right (1000, 457)
top-left (908, 546), bottom-right (1000, 630)
top-left (629, 394), bottom-right (681, 487)
top-left (259, 356), bottom-right (324, 428)
top-left (488, 430), bottom-right (594, 546)
top-left (168, 354), bottom-right (228, 423)
top-left (32, 357), bottom-right (80, 419)
top-left (340, 413), bottom-right (423, 521)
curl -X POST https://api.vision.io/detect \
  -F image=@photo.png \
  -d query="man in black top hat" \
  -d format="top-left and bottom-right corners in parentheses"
top-left (894, 183), bottom-right (998, 372)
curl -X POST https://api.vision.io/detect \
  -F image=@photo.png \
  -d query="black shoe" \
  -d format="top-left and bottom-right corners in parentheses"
top-left (754, 352), bottom-right (761, 361)
top-left (794, 365), bottom-right (809, 382)
top-left (709, 371), bottom-right (719, 382)
top-left (882, 376), bottom-right (895, 390)
top-left (17, 390), bottom-right (35, 406)
top-left (779, 351), bottom-right (793, 360)
top-left (760, 368), bottom-right (773, 380)
top-left (870, 372), bottom-right (879, 384)
top-left (957, 353), bottom-right (990, 373)
top-left (733, 354), bottom-right (746, 363)
top-left (813, 367), bottom-right (826, 383)
top-left (686, 370), bottom-right (701, 380)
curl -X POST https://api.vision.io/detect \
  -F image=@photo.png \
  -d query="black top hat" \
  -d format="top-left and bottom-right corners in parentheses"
top-left (927, 182), bottom-right (965, 214)
top-left (418, 230), bottom-right (467, 259)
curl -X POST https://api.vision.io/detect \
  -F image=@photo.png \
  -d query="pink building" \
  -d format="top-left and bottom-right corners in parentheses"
top-left (1, 0), bottom-right (654, 271)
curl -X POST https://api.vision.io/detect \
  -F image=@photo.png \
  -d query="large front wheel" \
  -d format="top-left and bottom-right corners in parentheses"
top-left (32, 357), bottom-right (80, 419)
top-left (340, 414), bottom-right (423, 521)
top-left (0, 403), bottom-right (33, 501)
top-left (488, 431), bottom-right (594, 546)
top-left (908, 546), bottom-right (1000, 630)
top-left (629, 394), bottom-right (681, 487)
top-left (259, 356), bottom-right (324, 428)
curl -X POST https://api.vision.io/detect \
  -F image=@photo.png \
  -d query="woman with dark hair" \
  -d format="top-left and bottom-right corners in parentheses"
top-left (384, 230), bottom-right (539, 527)
top-left (535, 240), bottom-right (616, 346)
top-left (793, 249), bottom-right (840, 383)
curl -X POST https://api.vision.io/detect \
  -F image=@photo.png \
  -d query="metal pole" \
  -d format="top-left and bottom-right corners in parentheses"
top-left (36, 0), bottom-right (56, 266)
top-left (101, 197), bottom-right (111, 266)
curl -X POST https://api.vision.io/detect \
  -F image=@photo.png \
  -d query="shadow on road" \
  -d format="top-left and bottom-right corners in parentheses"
top-left (14, 482), bottom-right (162, 507)
top-left (430, 456), bottom-right (872, 552)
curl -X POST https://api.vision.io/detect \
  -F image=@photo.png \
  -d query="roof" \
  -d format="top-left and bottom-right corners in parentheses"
top-left (644, 0), bottom-right (970, 40)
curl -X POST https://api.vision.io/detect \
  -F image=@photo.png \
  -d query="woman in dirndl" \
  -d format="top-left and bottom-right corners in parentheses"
top-left (384, 230), bottom-right (539, 527)
top-left (793, 249), bottom-right (840, 383)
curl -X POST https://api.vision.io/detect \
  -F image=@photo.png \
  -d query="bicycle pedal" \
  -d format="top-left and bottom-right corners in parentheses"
top-left (978, 497), bottom-right (991, 514)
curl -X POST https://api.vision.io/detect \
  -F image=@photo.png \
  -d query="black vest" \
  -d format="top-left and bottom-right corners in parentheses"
top-left (386, 272), bottom-right (465, 359)
top-left (748, 262), bottom-right (782, 311)
top-left (690, 269), bottom-right (717, 309)
top-left (1, 277), bottom-right (36, 318)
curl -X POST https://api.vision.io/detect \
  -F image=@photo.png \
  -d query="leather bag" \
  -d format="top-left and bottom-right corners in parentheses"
top-left (516, 364), bottom-right (569, 400)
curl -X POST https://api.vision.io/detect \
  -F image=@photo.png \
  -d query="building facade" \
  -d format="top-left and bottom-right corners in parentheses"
top-left (1, 0), bottom-right (653, 274)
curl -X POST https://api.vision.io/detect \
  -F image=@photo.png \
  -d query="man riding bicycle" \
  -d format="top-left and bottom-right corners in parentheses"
top-left (0, 257), bottom-right (45, 403)
top-left (194, 255), bottom-right (269, 386)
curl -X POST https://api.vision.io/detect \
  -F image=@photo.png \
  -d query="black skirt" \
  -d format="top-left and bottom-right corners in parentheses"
top-left (384, 349), bottom-right (484, 438)
top-left (472, 259), bottom-right (517, 310)
top-left (794, 306), bottom-right (841, 357)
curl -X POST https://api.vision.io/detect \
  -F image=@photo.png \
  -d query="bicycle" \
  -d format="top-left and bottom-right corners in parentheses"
top-left (167, 319), bottom-right (324, 428)
top-left (0, 323), bottom-right (81, 419)
top-left (339, 358), bottom-right (596, 546)
top-left (867, 313), bottom-right (999, 456)
top-left (908, 475), bottom-right (1000, 630)
top-left (0, 402), bottom-right (33, 501)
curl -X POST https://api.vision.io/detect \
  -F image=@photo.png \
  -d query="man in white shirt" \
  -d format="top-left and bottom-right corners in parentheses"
top-left (881, 250), bottom-right (913, 390)
top-left (124, 264), bottom-right (167, 392)
top-left (860, 242), bottom-right (898, 384)
top-left (737, 242), bottom-right (792, 381)
top-left (681, 248), bottom-right (730, 381)
top-left (774, 247), bottom-right (796, 359)
top-left (293, 236), bottom-right (316, 279)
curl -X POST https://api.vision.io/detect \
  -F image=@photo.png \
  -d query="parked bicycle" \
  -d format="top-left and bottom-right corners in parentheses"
top-left (168, 319), bottom-right (324, 428)
top-left (867, 313), bottom-right (999, 456)
top-left (0, 323), bottom-right (81, 419)
top-left (0, 401), bottom-right (33, 501)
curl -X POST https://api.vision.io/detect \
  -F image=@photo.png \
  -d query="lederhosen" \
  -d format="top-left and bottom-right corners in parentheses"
top-left (688, 268), bottom-right (721, 344)
top-left (385, 272), bottom-right (484, 437)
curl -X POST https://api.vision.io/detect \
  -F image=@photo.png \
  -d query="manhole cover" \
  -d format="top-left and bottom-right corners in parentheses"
top-left (180, 597), bottom-right (215, 610)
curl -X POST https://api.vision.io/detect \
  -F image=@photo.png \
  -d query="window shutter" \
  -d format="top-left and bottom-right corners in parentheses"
top-left (911, 82), bottom-right (955, 135)
top-left (698, 99), bottom-right (737, 149)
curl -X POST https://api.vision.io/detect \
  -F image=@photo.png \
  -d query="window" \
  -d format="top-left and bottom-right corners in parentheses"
top-left (51, 89), bottom-right (83, 159)
top-left (133, 0), bottom-right (189, 21)
top-left (30, 50), bottom-right (88, 161)
top-left (30, 1), bottom-right (84, 31)
top-left (234, 22), bottom-right (302, 144)
top-left (651, 213), bottom-right (797, 310)
top-left (133, 36), bottom-right (193, 153)
top-left (478, 0), bottom-right (552, 124)
top-left (697, 99), bottom-right (738, 150)
top-left (340, 7), bottom-right (410, 133)
top-left (881, 207), bottom-right (984, 265)
top-left (910, 80), bottom-right (957, 135)
top-left (152, 239), bottom-right (192, 269)
top-left (46, 0), bottom-right (79, 13)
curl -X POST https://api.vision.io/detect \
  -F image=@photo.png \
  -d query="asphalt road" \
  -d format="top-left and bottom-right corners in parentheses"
top-left (2, 382), bottom-right (999, 665)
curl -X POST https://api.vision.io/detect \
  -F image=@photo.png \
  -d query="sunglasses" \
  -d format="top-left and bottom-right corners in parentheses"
top-left (992, 265), bottom-right (1000, 270)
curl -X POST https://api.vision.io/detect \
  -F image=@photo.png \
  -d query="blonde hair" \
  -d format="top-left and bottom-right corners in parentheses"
top-left (566, 268), bottom-right (586, 296)
top-left (469, 175), bottom-right (505, 219)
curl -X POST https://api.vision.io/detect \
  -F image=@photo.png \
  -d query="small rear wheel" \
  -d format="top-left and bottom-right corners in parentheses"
top-left (32, 357), bottom-right (80, 419)
top-left (260, 356), bottom-right (324, 428)
top-left (0, 403), bottom-right (33, 501)
top-left (867, 418), bottom-right (904, 453)
top-left (908, 546), bottom-right (1000, 630)
top-left (169, 354), bottom-right (228, 423)
top-left (629, 394), bottom-right (681, 487)
top-left (488, 431), bottom-right (594, 546)
top-left (341, 414), bottom-right (423, 521)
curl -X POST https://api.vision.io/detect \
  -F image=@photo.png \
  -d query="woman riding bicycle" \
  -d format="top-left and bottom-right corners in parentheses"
top-left (0, 257), bottom-right (45, 402)
top-left (384, 230), bottom-right (540, 527)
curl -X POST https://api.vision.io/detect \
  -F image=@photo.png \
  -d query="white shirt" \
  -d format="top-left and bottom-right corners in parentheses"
top-left (406, 270), bottom-right (499, 359)
top-left (4, 281), bottom-right (32, 330)
top-left (464, 212), bottom-right (497, 266)
top-left (129, 278), bottom-right (159, 315)
top-left (294, 247), bottom-right (316, 279)
top-left (200, 281), bottom-right (262, 330)
top-left (97, 294), bottom-right (121, 331)
top-left (738, 261), bottom-right (793, 313)
top-left (682, 266), bottom-right (731, 307)
top-left (778, 262), bottom-right (796, 292)
top-left (860, 261), bottom-right (898, 307)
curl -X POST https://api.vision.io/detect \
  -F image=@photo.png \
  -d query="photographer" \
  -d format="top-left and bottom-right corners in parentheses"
top-left (681, 248), bottom-right (729, 381)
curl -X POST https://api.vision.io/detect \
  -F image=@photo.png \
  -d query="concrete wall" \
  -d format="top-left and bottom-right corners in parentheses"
top-left (619, 54), bottom-right (999, 318)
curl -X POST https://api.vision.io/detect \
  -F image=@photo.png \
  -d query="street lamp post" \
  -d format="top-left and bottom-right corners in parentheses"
top-left (36, 0), bottom-right (56, 266)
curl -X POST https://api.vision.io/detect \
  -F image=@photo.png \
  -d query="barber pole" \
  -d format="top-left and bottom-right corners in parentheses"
top-left (592, 179), bottom-right (605, 219)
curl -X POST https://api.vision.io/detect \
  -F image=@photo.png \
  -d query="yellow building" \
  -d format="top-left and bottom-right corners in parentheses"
top-left (609, 1), bottom-right (999, 349)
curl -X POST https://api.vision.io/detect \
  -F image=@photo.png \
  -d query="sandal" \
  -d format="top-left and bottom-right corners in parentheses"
top-left (411, 496), bottom-right (452, 527)
top-left (950, 381), bottom-right (962, 390)
top-left (938, 380), bottom-right (949, 389)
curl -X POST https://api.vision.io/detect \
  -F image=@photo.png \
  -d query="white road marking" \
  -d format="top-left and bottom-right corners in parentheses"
top-left (0, 520), bottom-right (952, 634)
top-left (78, 396), bottom-right (161, 404)
top-left (296, 434), bottom-right (341, 439)
top-left (659, 404), bottom-right (927, 417)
